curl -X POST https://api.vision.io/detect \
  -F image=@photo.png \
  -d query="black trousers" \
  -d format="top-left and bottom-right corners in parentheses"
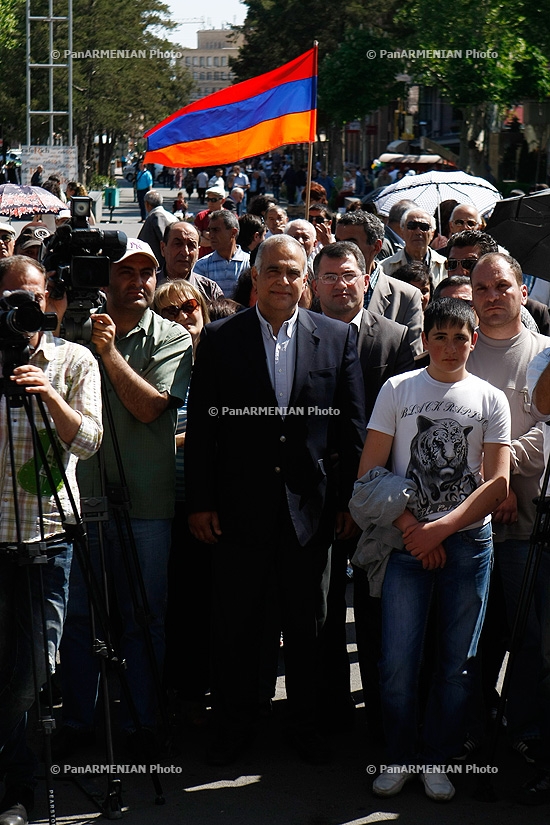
top-left (210, 503), bottom-right (331, 735)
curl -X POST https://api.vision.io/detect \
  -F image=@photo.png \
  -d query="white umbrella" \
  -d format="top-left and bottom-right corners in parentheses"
top-left (371, 170), bottom-right (502, 217)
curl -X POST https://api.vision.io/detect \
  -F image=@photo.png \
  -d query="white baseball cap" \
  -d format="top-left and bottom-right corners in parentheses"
top-left (113, 237), bottom-right (159, 268)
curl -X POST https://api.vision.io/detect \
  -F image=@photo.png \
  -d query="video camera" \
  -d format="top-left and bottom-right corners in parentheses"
top-left (0, 290), bottom-right (58, 389)
top-left (43, 197), bottom-right (127, 342)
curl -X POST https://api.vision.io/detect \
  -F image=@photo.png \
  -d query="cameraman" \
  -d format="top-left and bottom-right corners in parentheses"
top-left (0, 256), bottom-right (102, 825)
top-left (58, 238), bottom-right (192, 758)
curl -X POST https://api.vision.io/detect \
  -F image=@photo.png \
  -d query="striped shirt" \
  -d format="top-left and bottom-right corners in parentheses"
top-left (0, 332), bottom-right (103, 543)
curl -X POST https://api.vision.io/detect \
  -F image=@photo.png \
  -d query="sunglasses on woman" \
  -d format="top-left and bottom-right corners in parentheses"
top-left (161, 299), bottom-right (200, 319)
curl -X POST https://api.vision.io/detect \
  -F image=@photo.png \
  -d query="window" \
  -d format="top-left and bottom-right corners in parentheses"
top-left (199, 56), bottom-right (205, 66)
top-left (221, 56), bottom-right (227, 66)
top-left (214, 57), bottom-right (219, 66)
top-left (185, 57), bottom-right (191, 66)
top-left (214, 71), bottom-right (219, 80)
top-left (206, 71), bottom-right (212, 80)
top-left (207, 57), bottom-right (212, 66)
top-left (193, 56), bottom-right (198, 66)
top-left (200, 72), bottom-right (205, 79)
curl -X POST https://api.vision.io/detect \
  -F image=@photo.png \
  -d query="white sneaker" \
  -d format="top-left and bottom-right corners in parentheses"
top-left (422, 769), bottom-right (455, 802)
top-left (372, 764), bottom-right (411, 797)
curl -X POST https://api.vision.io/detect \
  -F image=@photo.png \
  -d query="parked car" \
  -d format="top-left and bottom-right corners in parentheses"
top-left (123, 162), bottom-right (137, 182)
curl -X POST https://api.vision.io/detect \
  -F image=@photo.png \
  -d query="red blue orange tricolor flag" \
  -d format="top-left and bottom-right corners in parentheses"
top-left (143, 47), bottom-right (318, 167)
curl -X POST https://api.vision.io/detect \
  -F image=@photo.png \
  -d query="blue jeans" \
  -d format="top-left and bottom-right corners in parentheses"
top-left (0, 545), bottom-right (72, 787)
top-left (497, 538), bottom-right (550, 741)
top-left (380, 523), bottom-right (492, 764)
top-left (60, 518), bottom-right (171, 732)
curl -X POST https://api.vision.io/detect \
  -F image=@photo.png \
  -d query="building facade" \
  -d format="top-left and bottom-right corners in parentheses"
top-left (179, 29), bottom-right (243, 102)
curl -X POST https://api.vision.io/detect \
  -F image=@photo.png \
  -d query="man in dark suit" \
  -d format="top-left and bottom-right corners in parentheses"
top-left (335, 210), bottom-right (424, 355)
top-left (312, 241), bottom-right (415, 734)
top-left (185, 235), bottom-right (366, 765)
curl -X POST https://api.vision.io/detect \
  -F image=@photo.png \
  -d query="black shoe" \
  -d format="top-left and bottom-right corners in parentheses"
top-left (0, 804), bottom-right (28, 825)
top-left (517, 770), bottom-right (550, 806)
top-left (51, 725), bottom-right (95, 760)
top-left (284, 727), bottom-right (332, 765)
top-left (206, 730), bottom-right (252, 766)
top-left (512, 738), bottom-right (543, 764)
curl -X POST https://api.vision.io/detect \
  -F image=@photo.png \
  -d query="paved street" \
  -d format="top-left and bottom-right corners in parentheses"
top-left (28, 593), bottom-right (549, 825)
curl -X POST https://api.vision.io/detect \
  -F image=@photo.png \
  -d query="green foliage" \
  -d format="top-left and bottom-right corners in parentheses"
top-left (318, 29), bottom-right (404, 124)
top-left (88, 173), bottom-right (113, 190)
top-left (0, 0), bottom-right (193, 178)
top-left (394, 0), bottom-right (550, 108)
top-left (232, 0), bottom-right (550, 132)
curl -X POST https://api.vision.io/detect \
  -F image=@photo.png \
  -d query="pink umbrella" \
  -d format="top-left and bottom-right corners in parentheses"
top-left (0, 183), bottom-right (66, 218)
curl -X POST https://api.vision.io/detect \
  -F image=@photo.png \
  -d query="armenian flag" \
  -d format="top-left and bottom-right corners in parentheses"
top-left (143, 47), bottom-right (317, 167)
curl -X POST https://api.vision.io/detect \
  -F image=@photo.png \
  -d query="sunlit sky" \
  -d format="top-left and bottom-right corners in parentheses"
top-left (167, 0), bottom-right (247, 49)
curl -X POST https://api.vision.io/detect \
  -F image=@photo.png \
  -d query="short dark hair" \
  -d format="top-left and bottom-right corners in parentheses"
top-left (208, 298), bottom-right (244, 320)
top-left (309, 202), bottom-right (332, 221)
top-left (424, 297), bottom-right (475, 337)
top-left (433, 275), bottom-right (472, 301)
top-left (238, 213), bottom-right (264, 249)
top-left (392, 261), bottom-right (431, 287)
top-left (247, 194), bottom-right (278, 216)
top-left (472, 251), bottom-right (523, 287)
top-left (313, 241), bottom-right (366, 277)
top-left (447, 230), bottom-right (497, 257)
top-left (0, 255), bottom-right (46, 286)
top-left (337, 210), bottom-right (384, 244)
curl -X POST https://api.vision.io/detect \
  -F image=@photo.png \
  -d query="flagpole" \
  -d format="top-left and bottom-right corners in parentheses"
top-left (304, 41), bottom-right (319, 218)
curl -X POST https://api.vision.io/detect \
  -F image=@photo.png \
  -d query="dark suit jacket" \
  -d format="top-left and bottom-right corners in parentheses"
top-left (356, 309), bottom-right (415, 421)
top-left (185, 307), bottom-right (366, 546)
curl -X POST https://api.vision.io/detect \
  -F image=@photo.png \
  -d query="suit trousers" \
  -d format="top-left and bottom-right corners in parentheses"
top-left (210, 501), bottom-right (331, 736)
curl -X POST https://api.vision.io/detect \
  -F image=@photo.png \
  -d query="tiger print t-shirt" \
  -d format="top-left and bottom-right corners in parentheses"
top-left (368, 368), bottom-right (511, 524)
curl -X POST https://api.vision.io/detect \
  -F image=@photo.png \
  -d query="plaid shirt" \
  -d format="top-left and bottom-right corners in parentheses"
top-left (0, 332), bottom-right (103, 543)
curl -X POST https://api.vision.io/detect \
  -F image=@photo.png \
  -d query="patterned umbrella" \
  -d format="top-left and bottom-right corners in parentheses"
top-left (370, 170), bottom-right (501, 217)
top-left (0, 183), bottom-right (66, 218)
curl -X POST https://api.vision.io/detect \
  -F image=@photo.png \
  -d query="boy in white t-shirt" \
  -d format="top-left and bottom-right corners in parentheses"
top-left (359, 298), bottom-right (511, 802)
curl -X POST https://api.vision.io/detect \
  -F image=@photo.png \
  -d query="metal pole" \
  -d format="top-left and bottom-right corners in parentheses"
top-left (26, 0), bottom-right (31, 144)
top-left (68, 0), bottom-right (73, 144)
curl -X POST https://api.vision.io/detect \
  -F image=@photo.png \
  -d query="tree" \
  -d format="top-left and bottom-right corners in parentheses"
top-left (318, 28), bottom-right (404, 125)
top-left (394, 0), bottom-right (550, 171)
top-left (0, 0), bottom-right (193, 181)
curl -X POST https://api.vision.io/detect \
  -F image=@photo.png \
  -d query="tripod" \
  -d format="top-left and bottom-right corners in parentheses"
top-left (0, 349), bottom-right (82, 825)
top-left (58, 355), bottom-right (172, 815)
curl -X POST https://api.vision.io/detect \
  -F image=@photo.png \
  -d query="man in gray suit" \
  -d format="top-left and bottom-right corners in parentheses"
top-left (335, 210), bottom-right (423, 355)
top-left (312, 241), bottom-right (415, 734)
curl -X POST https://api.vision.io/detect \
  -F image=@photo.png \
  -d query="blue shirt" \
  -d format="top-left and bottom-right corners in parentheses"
top-left (193, 246), bottom-right (250, 296)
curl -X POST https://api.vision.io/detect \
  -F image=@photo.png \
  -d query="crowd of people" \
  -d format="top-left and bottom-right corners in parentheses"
top-left (2, 158), bottom-right (550, 825)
